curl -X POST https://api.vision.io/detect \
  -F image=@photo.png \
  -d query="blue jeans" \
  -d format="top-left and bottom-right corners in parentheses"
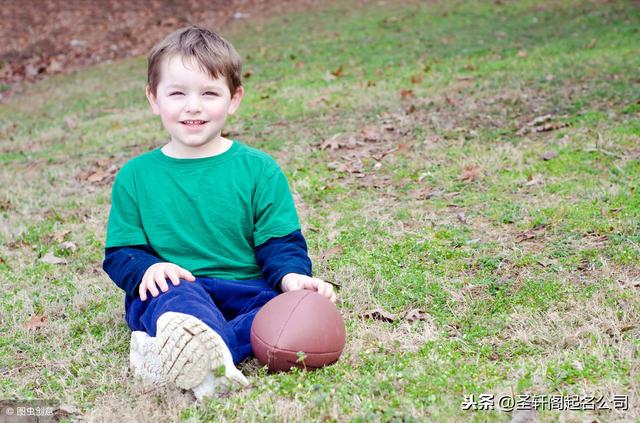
top-left (124, 277), bottom-right (280, 365)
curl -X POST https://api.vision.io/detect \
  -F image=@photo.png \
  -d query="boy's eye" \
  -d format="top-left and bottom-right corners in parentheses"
top-left (204, 91), bottom-right (219, 96)
top-left (169, 91), bottom-right (184, 96)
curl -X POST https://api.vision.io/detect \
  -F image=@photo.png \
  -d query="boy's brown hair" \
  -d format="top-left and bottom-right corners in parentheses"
top-left (147, 26), bottom-right (242, 96)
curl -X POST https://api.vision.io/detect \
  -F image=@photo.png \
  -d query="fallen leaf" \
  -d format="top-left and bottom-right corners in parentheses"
top-left (25, 314), bottom-right (48, 330)
top-left (535, 122), bottom-right (568, 132)
top-left (459, 165), bottom-right (481, 182)
top-left (59, 241), bottom-right (77, 252)
top-left (320, 133), bottom-right (359, 151)
top-left (515, 232), bottom-right (534, 243)
top-left (523, 175), bottom-right (544, 187)
top-left (404, 309), bottom-right (429, 322)
top-left (56, 404), bottom-right (80, 415)
top-left (541, 150), bottom-right (558, 161)
top-left (41, 252), bottom-right (67, 264)
top-left (409, 187), bottom-right (437, 200)
top-left (320, 245), bottom-right (343, 262)
top-left (359, 125), bottom-right (382, 142)
top-left (323, 72), bottom-right (336, 82)
top-left (47, 58), bottom-right (64, 74)
top-left (456, 212), bottom-right (468, 224)
top-left (515, 226), bottom-right (547, 243)
top-left (410, 74), bottom-right (424, 84)
top-left (400, 89), bottom-right (414, 98)
top-left (517, 49), bottom-right (528, 58)
top-left (358, 175), bottom-right (392, 188)
top-left (52, 229), bottom-right (71, 243)
top-left (362, 308), bottom-right (397, 322)
top-left (330, 65), bottom-right (343, 78)
top-left (87, 169), bottom-right (110, 182)
top-left (529, 114), bottom-right (553, 126)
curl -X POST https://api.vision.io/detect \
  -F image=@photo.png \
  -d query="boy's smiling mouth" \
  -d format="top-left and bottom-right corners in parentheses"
top-left (181, 120), bottom-right (208, 126)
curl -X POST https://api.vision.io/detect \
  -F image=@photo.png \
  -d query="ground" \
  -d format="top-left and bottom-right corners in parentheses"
top-left (0, 0), bottom-right (639, 422)
top-left (0, 0), bottom-right (317, 100)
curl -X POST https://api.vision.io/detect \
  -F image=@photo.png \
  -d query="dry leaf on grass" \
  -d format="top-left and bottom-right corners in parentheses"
top-left (541, 150), bottom-right (558, 161)
top-left (515, 225), bottom-right (547, 243)
top-left (517, 114), bottom-right (569, 135)
top-left (41, 252), bottom-right (67, 264)
top-left (404, 309), bottom-right (429, 322)
top-left (320, 134), bottom-right (358, 151)
top-left (59, 241), bottom-right (77, 252)
top-left (410, 74), bottom-right (424, 84)
top-left (320, 245), bottom-right (343, 262)
top-left (362, 308), bottom-right (397, 322)
top-left (25, 314), bottom-right (48, 330)
top-left (56, 404), bottom-right (81, 417)
top-left (76, 159), bottom-right (119, 185)
top-left (330, 65), bottom-right (343, 78)
top-left (459, 165), bottom-right (481, 182)
top-left (400, 89), bottom-right (414, 98)
top-left (359, 125), bottom-right (382, 142)
top-left (51, 229), bottom-right (71, 243)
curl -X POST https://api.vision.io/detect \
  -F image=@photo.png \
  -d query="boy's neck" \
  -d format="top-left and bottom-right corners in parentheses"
top-left (161, 137), bottom-right (234, 159)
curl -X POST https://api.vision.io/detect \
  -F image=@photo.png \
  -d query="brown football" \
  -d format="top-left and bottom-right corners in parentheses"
top-left (250, 290), bottom-right (346, 372)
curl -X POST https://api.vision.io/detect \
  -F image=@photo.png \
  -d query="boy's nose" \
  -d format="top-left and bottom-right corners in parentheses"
top-left (185, 95), bottom-right (203, 113)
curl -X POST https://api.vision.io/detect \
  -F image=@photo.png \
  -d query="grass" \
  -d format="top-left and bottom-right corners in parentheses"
top-left (1, 0), bottom-right (639, 421)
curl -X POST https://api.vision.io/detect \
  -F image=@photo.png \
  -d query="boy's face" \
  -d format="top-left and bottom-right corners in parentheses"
top-left (146, 55), bottom-right (243, 154)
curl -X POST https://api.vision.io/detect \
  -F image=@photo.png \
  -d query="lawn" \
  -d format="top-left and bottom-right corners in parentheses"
top-left (0, 0), bottom-right (639, 421)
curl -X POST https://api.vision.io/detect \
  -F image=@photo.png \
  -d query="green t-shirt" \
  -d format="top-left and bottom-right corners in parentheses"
top-left (105, 141), bottom-right (301, 280)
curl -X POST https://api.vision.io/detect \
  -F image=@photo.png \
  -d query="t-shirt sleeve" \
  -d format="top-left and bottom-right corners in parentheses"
top-left (252, 162), bottom-right (301, 247)
top-left (105, 163), bottom-right (150, 248)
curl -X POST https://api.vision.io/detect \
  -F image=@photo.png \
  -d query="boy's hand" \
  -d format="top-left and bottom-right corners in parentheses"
top-left (139, 262), bottom-right (196, 301)
top-left (281, 273), bottom-right (336, 303)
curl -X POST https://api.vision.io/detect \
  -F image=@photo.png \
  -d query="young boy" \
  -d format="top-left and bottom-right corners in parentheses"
top-left (102, 26), bottom-right (336, 400)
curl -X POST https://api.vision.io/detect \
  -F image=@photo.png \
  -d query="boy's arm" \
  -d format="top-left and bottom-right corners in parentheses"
top-left (255, 229), bottom-right (312, 290)
top-left (103, 245), bottom-right (163, 297)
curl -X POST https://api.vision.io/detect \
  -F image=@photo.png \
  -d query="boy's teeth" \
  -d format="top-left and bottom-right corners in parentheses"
top-left (183, 120), bottom-right (204, 124)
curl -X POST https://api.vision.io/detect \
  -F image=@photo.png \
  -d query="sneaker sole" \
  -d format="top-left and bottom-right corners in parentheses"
top-left (156, 312), bottom-right (248, 391)
top-left (130, 331), bottom-right (166, 385)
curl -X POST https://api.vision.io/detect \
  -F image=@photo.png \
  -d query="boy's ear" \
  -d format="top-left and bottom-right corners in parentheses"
top-left (146, 85), bottom-right (160, 115)
top-left (227, 86), bottom-right (244, 115)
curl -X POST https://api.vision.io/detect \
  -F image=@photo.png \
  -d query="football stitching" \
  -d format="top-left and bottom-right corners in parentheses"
top-left (252, 331), bottom-right (344, 355)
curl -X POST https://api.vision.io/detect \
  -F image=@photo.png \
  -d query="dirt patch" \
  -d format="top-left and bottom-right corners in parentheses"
top-left (0, 0), bottom-right (323, 101)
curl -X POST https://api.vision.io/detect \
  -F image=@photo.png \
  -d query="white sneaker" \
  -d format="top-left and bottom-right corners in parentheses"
top-left (156, 312), bottom-right (249, 400)
top-left (129, 331), bottom-right (167, 386)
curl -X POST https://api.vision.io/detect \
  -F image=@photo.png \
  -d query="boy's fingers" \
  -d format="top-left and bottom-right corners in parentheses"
top-left (155, 274), bottom-right (170, 293)
top-left (147, 274), bottom-right (160, 297)
top-left (288, 279), bottom-right (303, 291)
top-left (305, 277), bottom-right (318, 290)
top-left (179, 268), bottom-right (196, 281)
top-left (166, 269), bottom-right (180, 286)
top-left (139, 282), bottom-right (147, 301)
top-left (323, 283), bottom-right (334, 298)
top-left (320, 283), bottom-right (333, 299)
